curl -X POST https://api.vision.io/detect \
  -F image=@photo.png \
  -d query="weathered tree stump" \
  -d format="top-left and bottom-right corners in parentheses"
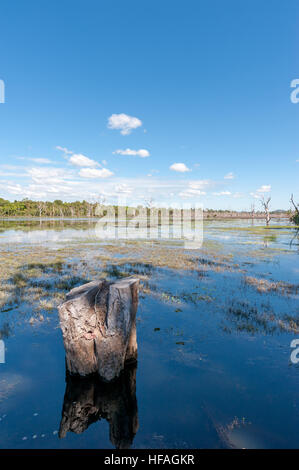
top-left (59, 363), bottom-right (138, 449)
top-left (58, 277), bottom-right (139, 382)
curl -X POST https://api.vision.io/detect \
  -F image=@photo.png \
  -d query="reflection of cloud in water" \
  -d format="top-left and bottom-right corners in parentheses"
top-left (0, 229), bottom-right (97, 245)
top-left (0, 373), bottom-right (31, 402)
top-left (174, 349), bottom-right (209, 369)
top-left (215, 420), bottom-right (261, 449)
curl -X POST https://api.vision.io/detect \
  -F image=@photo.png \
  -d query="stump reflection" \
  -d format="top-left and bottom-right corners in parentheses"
top-left (59, 363), bottom-right (138, 449)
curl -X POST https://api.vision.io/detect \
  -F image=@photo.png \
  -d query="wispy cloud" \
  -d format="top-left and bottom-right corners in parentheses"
top-left (27, 167), bottom-right (75, 185)
top-left (107, 113), bottom-right (142, 135)
top-left (1, 160), bottom-right (221, 207)
top-left (147, 169), bottom-right (159, 177)
top-left (113, 148), bottom-right (150, 158)
top-left (79, 168), bottom-right (114, 178)
top-left (114, 183), bottom-right (133, 195)
top-left (17, 157), bottom-right (52, 164)
top-left (224, 172), bottom-right (235, 180)
top-left (178, 180), bottom-right (214, 198)
top-left (56, 146), bottom-right (73, 155)
top-left (179, 188), bottom-right (206, 198)
top-left (170, 163), bottom-right (191, 173)
top-left (213, 191), bottom-right (232, 196)
top-left (188, 180), bottom-right (211, 190)
top-left (250, 185), bottom-right (271, 199)
top-left (256, 184), bottom-right (271, 193)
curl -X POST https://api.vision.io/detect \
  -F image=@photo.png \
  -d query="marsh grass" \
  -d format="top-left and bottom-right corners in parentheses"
top-left (0, 235), bottom-right (297, 339)
top-left (225, 300), bottom-right (299, 334)
top-left (244, 276), bottom-right (299, 295)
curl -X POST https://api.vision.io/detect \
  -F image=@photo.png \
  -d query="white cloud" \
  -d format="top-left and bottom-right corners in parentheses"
top-left (179, 188), bottom-right (206, 198)
top-left (256, 185), bottom-right (271, 193)
top-left (213, 191), bottom-right (232, 196)
top-left (31, 158), bottom-right (52, 164)
top-left (1, 165), bottom-right (220, 207)
top-left (189, 180), bottom-right (212, 190)
top-left (56, 146), bottom-right (100, 168)
top-left (114, 148), bottom-right (150, 158)
top-left (250, 192), bottom-right (261, 200)
top-left (170, 163), bottom-right (191, 173)
top-left (115, 184), bottom-right (133, 195)
top-left (250, 186), bottom-right (271, 200)
top-left (27, 167), bottom-right (73, 185)
top-left (69, 153), bottom-right (100, 168)
top-left (17, 157), bottom-right (52, 164)
top-left (56, 146), bottom-right (73, 155)
top-left (177, 180), bottom-right (213, 198)
top-left (6, 183), bottom-right (24, 195)
top-left (79, 168), bottom-right (114, 179)
top-left (107, 113), bottom-right (142, 135)
top-left (224, 172), bottom-right (235, 180)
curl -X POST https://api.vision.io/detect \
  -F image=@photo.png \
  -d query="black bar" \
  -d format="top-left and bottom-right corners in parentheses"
top-left (0, 449), bottom-right (298, 464)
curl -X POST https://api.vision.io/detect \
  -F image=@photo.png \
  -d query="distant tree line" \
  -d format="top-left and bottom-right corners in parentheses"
top-left (0, 196), bottom-right (298, 225)
top-left (0, 198), bottom-right (98, 218)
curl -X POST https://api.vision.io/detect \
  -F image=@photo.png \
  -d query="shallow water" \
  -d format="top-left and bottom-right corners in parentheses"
top-left (0, 218), bottom-right (298, 449)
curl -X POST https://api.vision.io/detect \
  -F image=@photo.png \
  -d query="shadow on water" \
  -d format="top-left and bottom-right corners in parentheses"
top-left (59, 363), bottom-right (139, 449)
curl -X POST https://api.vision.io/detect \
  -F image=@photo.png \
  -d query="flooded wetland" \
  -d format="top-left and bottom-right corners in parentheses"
top-left (0, 218), bottom-right (298, 449)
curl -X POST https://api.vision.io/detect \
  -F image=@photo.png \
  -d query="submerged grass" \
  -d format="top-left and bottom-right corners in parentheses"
top-left (0, 231), bottom-right (297, 338)
top-left (244, 276), bottom-right (299, 296)
top-left (224, 300), bottom-right (299, 334)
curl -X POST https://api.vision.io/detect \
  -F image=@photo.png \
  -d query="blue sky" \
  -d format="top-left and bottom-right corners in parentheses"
top-left (0, 0), bottom-right (298, 209)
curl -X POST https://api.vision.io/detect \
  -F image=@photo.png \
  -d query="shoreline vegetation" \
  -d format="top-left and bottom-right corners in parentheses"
top-left (0, 197), bottom-right (296, 221)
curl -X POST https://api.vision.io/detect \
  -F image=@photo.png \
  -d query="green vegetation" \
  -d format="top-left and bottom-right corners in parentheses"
top-left (0, 197), bottom-right (291, 219)
top-left (0, 197), bottom-right (98, 217)
top-left (290, 212), bottom-right (299, 225)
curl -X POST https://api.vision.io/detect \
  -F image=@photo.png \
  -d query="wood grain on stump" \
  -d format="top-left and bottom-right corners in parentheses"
top-left (58, 277), bottom-right (139, 382)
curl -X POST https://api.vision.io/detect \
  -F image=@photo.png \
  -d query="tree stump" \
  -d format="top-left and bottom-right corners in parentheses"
top-left (58, 277), bottom-right (139, 382)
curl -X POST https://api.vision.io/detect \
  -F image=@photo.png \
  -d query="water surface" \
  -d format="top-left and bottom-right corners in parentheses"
top-left (0, 218), bottom-right (298, 449)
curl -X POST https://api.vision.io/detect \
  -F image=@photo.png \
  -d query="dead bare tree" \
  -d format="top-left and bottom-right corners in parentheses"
top-left (144, 197), bottom-right (155, 209)
top-left (260, 196), bottom-right (271, 226)
top-left (94, 196), bottom-right (106, 218)
top-left (290, 194), bottom-right (299, 225)
top-left (37, 201), bottom-right (44, 218)
top-left (250, 203), bottom-right (255, 220)
top-left (86, 202), bottom-right (93, 218)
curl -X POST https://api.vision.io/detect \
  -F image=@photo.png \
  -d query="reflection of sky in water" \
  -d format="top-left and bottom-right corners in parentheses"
top-left (0, 218), bottom-right (298, 448)
top-left (0, 218), bottom-right (297, 253)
